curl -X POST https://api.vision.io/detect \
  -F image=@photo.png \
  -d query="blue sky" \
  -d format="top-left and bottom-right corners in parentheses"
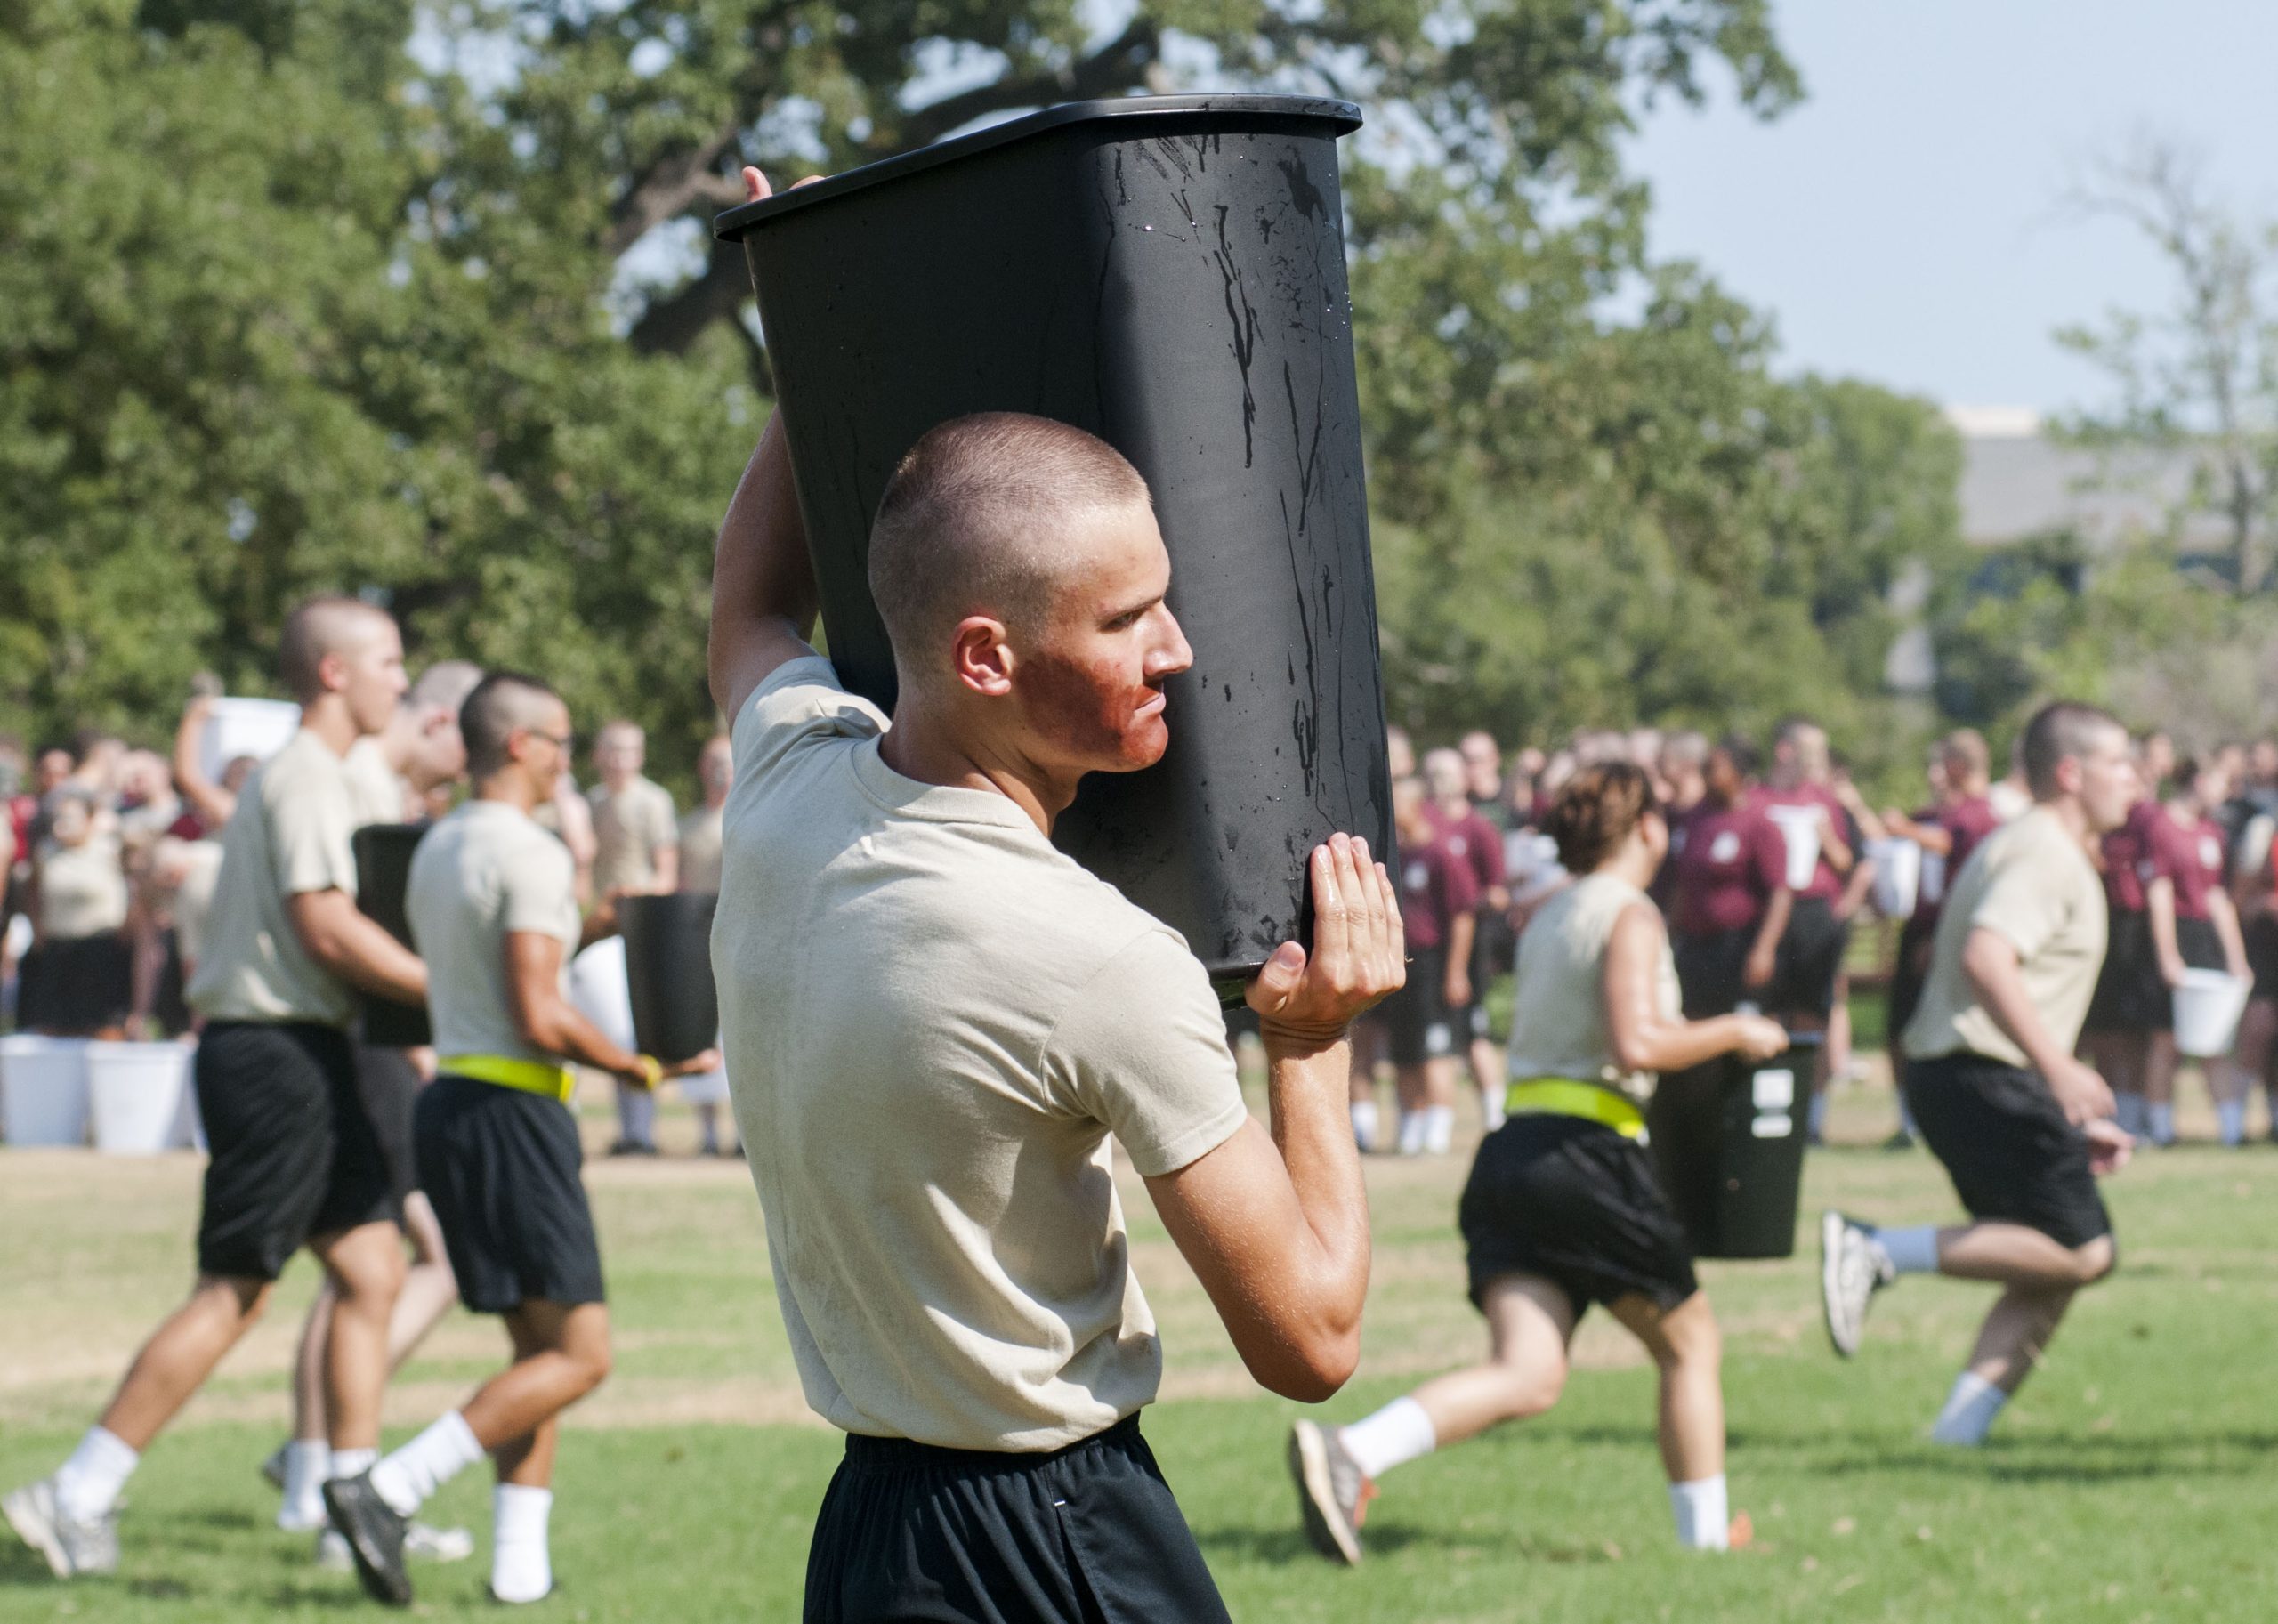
top-left (1622, 0), bottom-right (2278, 415)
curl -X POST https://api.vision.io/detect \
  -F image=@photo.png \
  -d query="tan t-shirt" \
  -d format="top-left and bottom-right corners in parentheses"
top-left (407, 799), bottom-right (581, 1065)
top-left (1902, 805), bottom-right (2108, 1068)
top-left (714, 657), bottom-right (1249, 1451)
top-left (186, 729), bottom-right (364, 1026)
top-left (343, 737), bottom-right (409, 827)
top-left (36, 835), bottom-right (130, 940)
top-left (677, 804), bottom-right (724, 893)
top-left (1504, 872), bottom-right (1676, 1104)
top-left (589, 775), bottom-right (675, 895)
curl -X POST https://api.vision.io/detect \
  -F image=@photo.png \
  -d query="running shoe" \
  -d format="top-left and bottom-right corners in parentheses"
top-left (322, 1472), bottom-right (412, 1606)
top-left (1288, 1419), bottom-right (1374, 1566)
top-left (3, 1477), bottom-right (119, 1580)
top-left (259, 1441), bottom-right (289, 1491)
top-left (1820, 1211), bottom-right (1894, 1359)
top-left (319, 1518), bottom-right (472, 1568)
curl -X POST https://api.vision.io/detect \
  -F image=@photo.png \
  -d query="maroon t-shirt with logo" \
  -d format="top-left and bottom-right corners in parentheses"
top-left (1424, 802), bottom-right (1507, 896)
top-left (2160, 811), bottom-right (2227, 921)
top-left (1910, 794), bottom-right (2002, 933)
top-left (1752, 784), bottom-right (1848, 901)
top-left (1398, 827), bottom-right (1480, 954)
top-left (1669, 802), bottom-right (1789, 938)
top-left (2102, 799), bottom-right (2158, 916)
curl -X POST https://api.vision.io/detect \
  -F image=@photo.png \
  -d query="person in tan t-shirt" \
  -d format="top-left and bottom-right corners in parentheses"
top-left (585, 721), bottom-right (678, 1155)
top-left (675, 734), bottom-right (731, 895)
top-left (1820, 701), bottom-right (2137, 1449)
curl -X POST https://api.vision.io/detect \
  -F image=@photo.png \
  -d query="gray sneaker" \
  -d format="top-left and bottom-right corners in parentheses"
top-left (321, 1472), bottom-right (411, 1606)
top-left (1821, 1210), bottom-right (1895, 1360)
top-left (1288, 1419), bottom-right (1372, 1566)
top-left (405, 1521), bottom-right (474, 1563)
top-left (4, 1477), bottom-right (120, 1579)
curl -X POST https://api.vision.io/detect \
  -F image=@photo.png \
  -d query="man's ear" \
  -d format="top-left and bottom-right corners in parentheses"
top-left (316, 649), bottom-right (351, 697)
top-left (952, 617), bottom-right (1015, 698)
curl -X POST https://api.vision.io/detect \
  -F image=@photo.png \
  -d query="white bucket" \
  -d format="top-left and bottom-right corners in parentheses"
top-left (197, 697), bottom-right (302, 783)
top-left (569, 936), bottom-right (638, 1054)
top-left (1765, 806), bottom-right (1822, 892)
top-left (1870, 838), bottom-right (1921, 920)
top-left (1, 1035), bottom-right (90, 1147)
top-left (86, 1041), bottom-right (196, 1155)
top-left (2173, 970), bottom-right (2251, 1059)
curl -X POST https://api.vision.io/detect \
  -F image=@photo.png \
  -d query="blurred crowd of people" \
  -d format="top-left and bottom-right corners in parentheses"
top-left (1356, 716), bottom-right (2278, 1155)
top-left (0, 678), bottom-right (739, 1157)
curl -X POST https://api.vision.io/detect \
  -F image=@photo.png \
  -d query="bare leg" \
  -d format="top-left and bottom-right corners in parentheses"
top-left (290, 1282), bottom-right (335, 1444)
top-left (388, 1193), bottom-right (460, 1364)
top-left (1424, 1054), bottom-right (1458, 1111)
top-left (1932, 1224), bottom-right (2115, 1291)
top-left (97, 1275), bottom-right (273, 1450)
top-left (311, 1222), bottom-right (407, 1451)
top-left (1961, 1283), bottom-right (2078, 1394)
top-left (1606, 1291), bottom-right (1725, 1483)
top-left (1407, 1275), bottom-right (1575, 1447)
top-left (462, 1302), bottom-right (612, 1464)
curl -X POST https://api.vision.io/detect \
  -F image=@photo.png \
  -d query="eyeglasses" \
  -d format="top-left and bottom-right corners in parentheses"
top-left (526, 730), bottom-right (574, 752)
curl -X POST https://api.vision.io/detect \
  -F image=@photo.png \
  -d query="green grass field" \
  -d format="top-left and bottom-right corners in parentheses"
top-left (4, 1068), bottom-right (2276, 1622)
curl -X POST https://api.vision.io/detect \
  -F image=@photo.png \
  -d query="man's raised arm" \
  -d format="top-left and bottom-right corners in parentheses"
top-left (707, 166), bottom-right (825, 723)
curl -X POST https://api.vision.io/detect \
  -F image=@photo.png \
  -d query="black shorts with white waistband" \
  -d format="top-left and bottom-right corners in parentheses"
top-left (416, 1074), bottom-right (604, 1314)
top-left (1458, 1114), bottom-right (1699, 1317)
top-left (195, 1022), bottom-right (400, 1281)
top-left (802, 1414), bottom-right (1231, 1624)
top-left (1903, 1051), bottom-right (2113, 1251)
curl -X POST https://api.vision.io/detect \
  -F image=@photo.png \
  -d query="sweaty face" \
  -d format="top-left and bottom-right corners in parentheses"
top-left (337, 621), bottom-right (408, 738)
top-left (1014, 504), bottom-right (1192, 776)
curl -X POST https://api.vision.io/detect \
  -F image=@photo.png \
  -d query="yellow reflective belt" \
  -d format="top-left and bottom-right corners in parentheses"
top-left (441, 1054), bottom-right (578, 1104)
top-left (1504, 1078), bottom-right (1646, 1139)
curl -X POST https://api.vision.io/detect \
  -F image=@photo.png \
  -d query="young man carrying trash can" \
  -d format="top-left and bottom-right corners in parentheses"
top-left (6, 598), bottom-right (428, 1581)
top-left (707, 164), bottom-right (1402, 1623)
top-left (1821, 701), bottom-right (2137, 1446)
top-left (323, 674), bottom-right (711, 1606)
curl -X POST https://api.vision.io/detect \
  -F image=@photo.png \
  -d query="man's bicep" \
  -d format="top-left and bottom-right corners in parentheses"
top-left (714, 618), bottom-right (820, 726)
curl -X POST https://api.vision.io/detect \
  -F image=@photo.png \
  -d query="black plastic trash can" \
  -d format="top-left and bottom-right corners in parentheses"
top-left (618, 893), bottom-right (720, 1066)
top-left (715, 94), bottom-right (1392, 996)
top-left (351, 824), bottom-right (430, 1049)
top-left (1645, 1034), bottom-right (1822, 1261)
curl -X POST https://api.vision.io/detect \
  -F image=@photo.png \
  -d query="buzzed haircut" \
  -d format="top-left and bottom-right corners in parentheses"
top-left (2020, 701), bottom-right (2122, 801)
top-left (1943, 727), bottom-right (1991, 780)
top-left (1717, 733), bottom-right (1762, 780)
top-left (279, 594), bottom-right (394, 702)
top-left (460, 672), bottom-right (562, 779)
top-left (597, 718), bottom-right (643, 746)
top-left (1661, 730), bottom-right (1709, 770)
top-left (867, 413), bottom-right (1152, 682)
top-left (408, 658), bottom-right (484, 715)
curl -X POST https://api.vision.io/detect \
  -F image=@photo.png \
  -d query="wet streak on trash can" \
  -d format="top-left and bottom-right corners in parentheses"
top-left (715, 95), bottom-right (1393, 996)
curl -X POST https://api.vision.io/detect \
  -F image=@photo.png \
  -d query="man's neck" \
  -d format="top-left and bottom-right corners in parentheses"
top-left (2039, 795), bottom-right (2094, 849)
top-left (879, 698), bottom-right (1075, 836)
top-left (300, 696), bottom-right (362, 758)
top-left (473, 772), bottom-right (542, 814)
top-left (602, 770), bottom-right (640, 795)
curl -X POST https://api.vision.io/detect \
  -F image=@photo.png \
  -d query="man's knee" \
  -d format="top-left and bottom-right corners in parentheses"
top-left (198, 1273), bottom-right (274, 1321)
top-left (320, 1228), bottom-right (409, 1303)
top-left (2071, 1235), bottom-right (2117, 1285)
top-left (1488, 1349), bottom-right (1566, 1418)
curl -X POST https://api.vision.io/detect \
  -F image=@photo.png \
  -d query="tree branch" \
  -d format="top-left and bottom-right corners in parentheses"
top-left (608, 123), bottom-right (749, 257)
top-left (890, 17), bottom-right (1160, 153)
top-left (626, 238), bottom-right (753, 355)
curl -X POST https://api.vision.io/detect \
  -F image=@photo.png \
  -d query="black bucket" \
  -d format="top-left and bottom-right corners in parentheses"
top-left (351, 823), bottom-right (430, 1049)
top-left (618, 893), bottom-right (719, 1065)
top-left (1645, 1034), bottom-right (1821, 1261)
top-left (715, 94), bottom-right (1393, 996)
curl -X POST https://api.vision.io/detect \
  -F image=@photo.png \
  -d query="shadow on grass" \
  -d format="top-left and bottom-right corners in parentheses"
top-left (1781, 1429), bottom-right (2278, 1484)
top-left (0, 1542), bottom-right (67, 1586)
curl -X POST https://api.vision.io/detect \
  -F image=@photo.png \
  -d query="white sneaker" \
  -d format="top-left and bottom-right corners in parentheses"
top-left (1820, 1211), bottom-right (1894, 1360)
top-left (4, 1477), bottom-right (120, 1579)
top-left (318, 1519), bottom-right (471, 1568)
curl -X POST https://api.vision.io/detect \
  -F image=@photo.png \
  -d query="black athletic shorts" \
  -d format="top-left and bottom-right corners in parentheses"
top-left (416, 1074), bottom-right (604, 1314)
top-left (803, 1415), bottom-right (1230, 1624)
top-left (353, 1042), bottom-right (424, 1208)
top-left (1886, 923), bottom-right (1936, 1050)
top-left (1769, 895), bottom-right (1848, 1023)
top-left (2249, 916), bottom-right (2278, 1003)
top-left (1673, 926), bottom-right (1756, 1020)
top-left (1458, 1114), bottom-right (1699, 1316)
top-left (195, 1022), bottom-right (400, 1281)
top-left (1902, 1051), bottom-right (2113, 1250)
top-left (1384, 945), bottom-right (1458, 1065)
top-left (2084, 911), bottom-right (2163, 1033)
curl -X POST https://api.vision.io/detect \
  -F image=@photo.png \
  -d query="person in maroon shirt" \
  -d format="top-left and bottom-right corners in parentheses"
top-left (1880, 731), bottom-right (2003, 1098)
top-left (2127, 758), bottom-right (2249, 1145)
top-left (1668, 738), bottom-right (1793, 1021)
top-left (1424, 748), bottom-right (1511, 1132)
top-left (1382, 774), bottom-right (1481, 1156)
top-left (2081, 744), bottom-right (2172, 1142)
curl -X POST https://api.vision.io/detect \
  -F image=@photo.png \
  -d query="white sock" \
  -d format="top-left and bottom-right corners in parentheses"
top-left (1337, 1396), bottom-right (1436, 1481)
top-left (2218, 1096), bottom-right (2247, 1145)
top-left (1807, 1092), bottom-right (1830, 1139)
top-left (53, 1426), bottom-right (138, 1521)
top-left (1930, 1371), bottom-right (2008, 1445)
top-left (1350, 1100), bottom-right (1379, 1151)
top-left (1480, 1085), bottom-right (1507, 1132)
top-left (278, 1440), bottom-right (331, 1529)
top-left (1668, 1474), bottom-right (1729, 1550)
top-left (1877, 1224), bottom-right (1941, 1276)
top-left (1396, 1110), bottom-right (1426, 1155)
top-left (2113, 1094), bottom-right (2147, 1137)
top-left (1424, 1103), bottom-right (1456, 1154)
top-left (368, 1411), bottom-right (483, 1518)
top-left (329, 1446), bottom-right (377, 1483)
top-left (2147, 1102), bottom-right (2174, 1143)
top-left (490, 1484), bottom-right (553, 1604)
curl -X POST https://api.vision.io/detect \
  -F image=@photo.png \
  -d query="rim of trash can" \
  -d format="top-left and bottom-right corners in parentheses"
top-left (713, 93), bottom-right (1364, 240)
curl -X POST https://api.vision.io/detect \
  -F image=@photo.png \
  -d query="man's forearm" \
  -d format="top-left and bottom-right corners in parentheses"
top-left (1261, 1034), bottom-right (1371, 1319)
